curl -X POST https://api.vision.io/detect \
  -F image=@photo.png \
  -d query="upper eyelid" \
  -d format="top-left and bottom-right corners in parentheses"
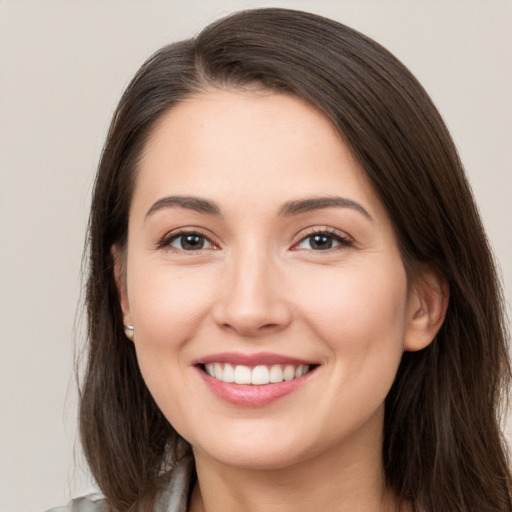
top-left (158, 227), bottom-right (218, 248)
top-left (293, 226), bottom-right (352, 243)
top-left (290, 228), bottom-right (353, 252)
top-left (157, 225), bottom-right (352, 249)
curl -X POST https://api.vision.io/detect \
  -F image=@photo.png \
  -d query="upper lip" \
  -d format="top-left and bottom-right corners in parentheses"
top-left (194, 352), bottom-right (317, 366)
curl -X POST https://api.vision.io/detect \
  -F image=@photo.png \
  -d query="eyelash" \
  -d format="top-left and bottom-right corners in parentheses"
top-left (158, 227), bottom-right (352, 253)
top-left (158, 228), bottom-right (217, 252)
top-left (292, 228), bottom-right (352, 252)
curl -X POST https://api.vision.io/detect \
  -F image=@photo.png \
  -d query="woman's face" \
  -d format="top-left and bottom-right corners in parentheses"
top-left (117, 90), bottom-right (430, 470)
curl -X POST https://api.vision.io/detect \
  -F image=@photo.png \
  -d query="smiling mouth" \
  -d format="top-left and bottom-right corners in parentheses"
top-left (200, 363), bottom-right (315, 385)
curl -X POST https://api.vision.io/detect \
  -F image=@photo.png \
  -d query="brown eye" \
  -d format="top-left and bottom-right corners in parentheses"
top-left (167, 233), bottom-right (213, 251)
top-left (294, 231), bottom-right (351, 251)
top-left (309, 234), bottom-right (334, 250)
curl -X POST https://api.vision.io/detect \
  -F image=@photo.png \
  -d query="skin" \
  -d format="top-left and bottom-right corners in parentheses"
top-left (115, 90), bottom-right (447, 512)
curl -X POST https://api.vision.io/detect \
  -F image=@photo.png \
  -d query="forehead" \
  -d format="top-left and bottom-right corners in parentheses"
top-left (133, 89), bottom-right (381, 217)
top-left (142, 89), bottom-right (346, 162)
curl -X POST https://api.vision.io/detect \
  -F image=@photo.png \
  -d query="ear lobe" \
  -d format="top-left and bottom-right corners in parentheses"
top-left (404, 268), bottom-right (449, 352)
top-left (111, 245), bottom-right (132, 327)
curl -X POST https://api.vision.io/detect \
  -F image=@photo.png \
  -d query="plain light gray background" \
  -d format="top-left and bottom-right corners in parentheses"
top-left (1, 1), bottom-right (511, 511)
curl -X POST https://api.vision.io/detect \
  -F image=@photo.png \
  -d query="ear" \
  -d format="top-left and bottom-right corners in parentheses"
top-left (111, 245), bottom-right (133, 328)
top-left (404, 266), bottom-right (449, 352)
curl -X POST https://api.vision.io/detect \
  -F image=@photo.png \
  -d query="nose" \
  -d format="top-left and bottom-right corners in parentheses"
top-left (212, 248), bottom-right (292, 337)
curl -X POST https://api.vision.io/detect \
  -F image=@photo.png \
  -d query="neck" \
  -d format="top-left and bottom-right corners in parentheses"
top-left (188, 408), bottom-right (405, 512)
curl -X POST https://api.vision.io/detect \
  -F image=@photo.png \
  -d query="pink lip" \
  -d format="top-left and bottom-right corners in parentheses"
top-left (194, 354), bottom-right (318, 407)
top-left (194, 352), bottom-right (315, 366)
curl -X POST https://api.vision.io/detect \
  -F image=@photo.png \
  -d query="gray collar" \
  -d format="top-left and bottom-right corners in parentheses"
top-left (155, 456), bottom-right (195, 512)
top-left (44, 457), bottom-right (195, 512)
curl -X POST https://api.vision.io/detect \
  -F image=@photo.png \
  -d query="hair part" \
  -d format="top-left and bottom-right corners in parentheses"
top-left (80, 8), bottom-right (511, 511)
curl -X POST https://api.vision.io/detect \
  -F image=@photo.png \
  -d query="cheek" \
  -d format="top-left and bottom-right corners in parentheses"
top-left (125, 264), bottom-right (218, 429)
top-left (127, 263), bottom-right (217, 354)
top-left (293, 261), bottom-right (408, 362)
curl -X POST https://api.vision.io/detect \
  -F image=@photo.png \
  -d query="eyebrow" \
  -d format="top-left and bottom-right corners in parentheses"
top-left (145, 196), bottom-right (222, 219)
top-left (279, 197), bottom-right (373, 221)
top-left (145, 195), bottom-right (372, 222)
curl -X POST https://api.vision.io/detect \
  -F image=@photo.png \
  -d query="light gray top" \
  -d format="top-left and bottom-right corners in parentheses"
top-left (44, 457), bottom-right (194, 512)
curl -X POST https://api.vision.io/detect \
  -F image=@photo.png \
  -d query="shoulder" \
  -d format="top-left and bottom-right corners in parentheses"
top-left (44, 456), bottom-right (194, 512)
top-left (44, 493), bottom-right (108, 512)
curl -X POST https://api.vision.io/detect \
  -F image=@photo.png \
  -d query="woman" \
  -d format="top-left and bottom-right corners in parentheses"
top-left (49, 7), bottom-right (511, 512)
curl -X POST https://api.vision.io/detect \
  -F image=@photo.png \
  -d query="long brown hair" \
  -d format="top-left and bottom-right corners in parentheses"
top-left (80, 8), bottom-right (512, 511)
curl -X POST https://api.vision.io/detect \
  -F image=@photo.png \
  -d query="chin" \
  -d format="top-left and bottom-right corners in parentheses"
top-left (188, 423), bottom-right (333, 472)
top-left (194, 442), bottom-right (310, 471)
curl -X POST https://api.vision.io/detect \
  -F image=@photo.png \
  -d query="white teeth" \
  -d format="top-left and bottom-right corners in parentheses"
top-left (205, 363), bottom-right (215, 377)
top-left (252, 365), bottom-right (270, 385)
top-left (283, 365), bottom-right (295, 381)
top-left (204, 363), bottom-right (310, 385)
top-left (214, 362), bottom-right (223, 380)
top-left (223, 363), bottom-right (235, 383)
top-left (269, 364), bottom-right (283, 383)
top-left (234, 365), bottom-right (252, 384)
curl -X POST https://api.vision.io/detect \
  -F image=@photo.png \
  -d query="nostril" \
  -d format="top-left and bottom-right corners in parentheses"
top-left (219, 321), bottom-right (284, 337)
top-left (211, 278), bottom-right (292, 336)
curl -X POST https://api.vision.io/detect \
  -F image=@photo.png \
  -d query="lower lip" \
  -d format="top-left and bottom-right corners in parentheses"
top-left (197, 367), bottom-right (314, 407)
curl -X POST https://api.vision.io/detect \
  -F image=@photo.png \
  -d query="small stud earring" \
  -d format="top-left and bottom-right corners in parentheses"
top-left (124, 324), bottom-right (134, 339)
